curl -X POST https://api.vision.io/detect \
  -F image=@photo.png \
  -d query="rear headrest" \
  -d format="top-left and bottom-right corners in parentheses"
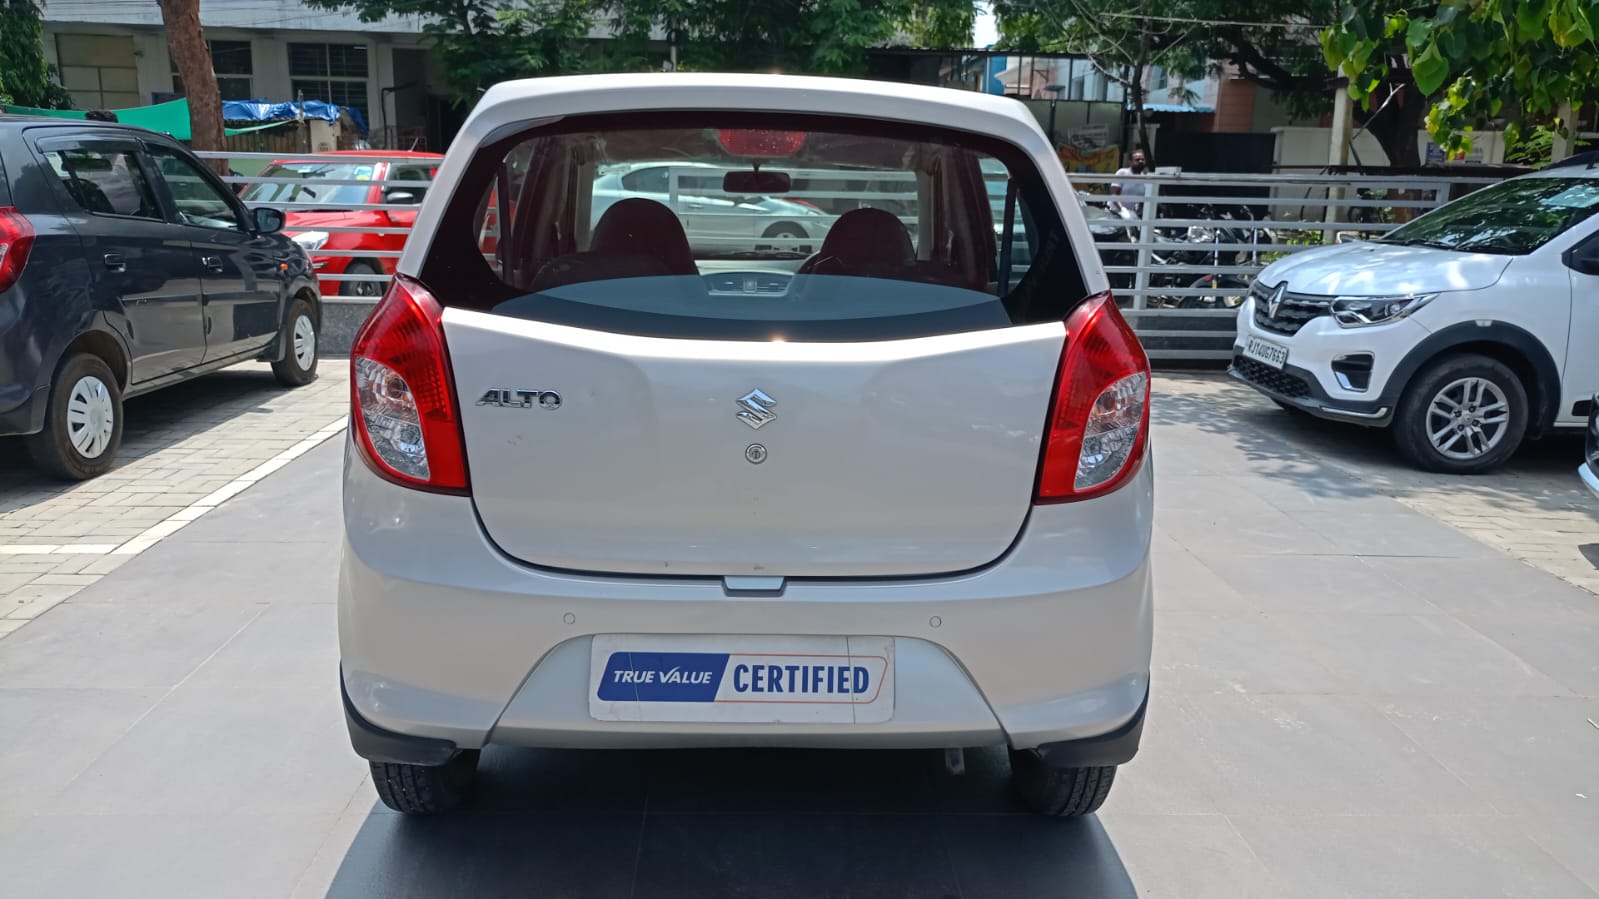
top-left (590, 198), bottom-right (696, 275)
top-left (806, 207), bottom-right (913, 270)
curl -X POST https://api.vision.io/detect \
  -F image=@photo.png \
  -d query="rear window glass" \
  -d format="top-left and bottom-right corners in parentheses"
top-left (43, 148), bottom-right (161, 219)
top-left (240, 162), bottom-right (375, 207)
top-left (421, 112), bottom-right (1085, 341)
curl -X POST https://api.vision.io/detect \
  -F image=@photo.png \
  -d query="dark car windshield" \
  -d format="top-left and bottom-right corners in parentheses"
top-left (239, 162), bottom-right (374, 207)
top-left (1380, 176), bottom-right (1599, 255)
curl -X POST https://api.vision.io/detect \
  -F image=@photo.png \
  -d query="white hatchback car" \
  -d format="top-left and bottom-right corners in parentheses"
top-left (591, 161), bottom-right (830, 254)
top-left (339, 74), bottom-right (1153, 816)
top-left (1232, 162), bottom-right (1599, 473)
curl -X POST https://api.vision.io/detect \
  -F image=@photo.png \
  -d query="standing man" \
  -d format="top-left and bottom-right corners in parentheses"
top-left (1111, 148), bottom-right (1149, 214)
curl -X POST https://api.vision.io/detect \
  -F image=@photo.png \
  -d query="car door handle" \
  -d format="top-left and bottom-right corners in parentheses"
top-left (102, 253), bottom-right (126, 272)
top-left (201, 255), bottom-right (224, 272)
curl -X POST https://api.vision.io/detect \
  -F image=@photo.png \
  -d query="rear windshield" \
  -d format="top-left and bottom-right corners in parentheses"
top-left (239, 162), bottom-right (375, 207)
top-left (421, 112), bottom-right (1085, 341)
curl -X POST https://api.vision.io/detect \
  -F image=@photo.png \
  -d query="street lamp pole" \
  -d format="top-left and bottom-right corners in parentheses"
top-left (1044, 84), bottom-right (1065, 144)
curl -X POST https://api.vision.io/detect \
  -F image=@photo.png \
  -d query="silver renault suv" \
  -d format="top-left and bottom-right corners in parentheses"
top-left (339, 73), bottom-right (1154, 817)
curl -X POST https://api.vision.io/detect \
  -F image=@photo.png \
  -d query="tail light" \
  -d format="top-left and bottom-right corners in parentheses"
top-left (1036, 292), bottom-right (1151, 503)
top-left (349, 275), bottom-right (470, 494)
top-left (0, 207), bottom-right (37, 294)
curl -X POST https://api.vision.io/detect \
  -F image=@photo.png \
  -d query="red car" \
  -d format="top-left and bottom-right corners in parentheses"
top-left (238, 150), bottom-right (442, 298)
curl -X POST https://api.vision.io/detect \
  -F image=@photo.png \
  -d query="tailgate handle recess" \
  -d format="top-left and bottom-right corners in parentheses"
top-left (722, 576), bottom-right (786, 597)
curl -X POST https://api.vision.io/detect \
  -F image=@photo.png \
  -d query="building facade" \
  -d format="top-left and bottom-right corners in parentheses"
top-left (39, 0), bottom-right (454, 150)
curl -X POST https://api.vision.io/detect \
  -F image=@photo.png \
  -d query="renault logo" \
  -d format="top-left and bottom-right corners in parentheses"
top-left (1267, 283), bottom-right (1288, 319)
top-left (735, 389), bottom-right (777, 430)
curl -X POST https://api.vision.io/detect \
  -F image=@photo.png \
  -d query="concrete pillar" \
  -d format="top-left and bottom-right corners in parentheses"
top-left (1325, 86), bottom-right (1353, 233)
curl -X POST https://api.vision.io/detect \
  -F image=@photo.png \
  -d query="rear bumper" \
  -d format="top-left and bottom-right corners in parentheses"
top-left (337, 437), bottom-right (1154, 757)
top-left (1580, 463), bottom-right (1599, 501)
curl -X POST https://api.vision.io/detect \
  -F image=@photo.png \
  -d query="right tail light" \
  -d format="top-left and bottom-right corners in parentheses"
top-left (349, 275), bottom-right (470, 494)
top-left (0, 207), bottom-right (36, 294)
top-left (1035, 291), bottom-right (1151, 503)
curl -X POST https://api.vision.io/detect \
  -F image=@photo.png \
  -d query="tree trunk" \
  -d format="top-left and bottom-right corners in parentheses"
top-left (156, 0), bottom-right (226, 171)
top-left (1361, 73), bottom-right (1429, 222)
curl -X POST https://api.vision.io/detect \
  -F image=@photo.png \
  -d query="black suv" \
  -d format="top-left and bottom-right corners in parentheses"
top-left (0, 118), bottom-right (320, 479)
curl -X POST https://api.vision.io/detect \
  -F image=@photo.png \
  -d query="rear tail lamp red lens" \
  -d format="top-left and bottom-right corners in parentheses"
top-left (0, 207), bottom-right (37, 294)
top-left (1036, 292), bottom-right (1152, 502)
top-left (349, 275), bottom-right (470, 493)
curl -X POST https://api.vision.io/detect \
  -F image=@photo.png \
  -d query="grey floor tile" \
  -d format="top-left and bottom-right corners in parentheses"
top-left (1456, 613), bottom-right (1599, 697)
top-left (1290, 506), bottom-right (1490, 557)
top-left (1273, 612), bottom-right (1571, 697)
top-left (1514, 804), bottom-right (1599, 894)
top-left (170, 439), bottom-right (343, 545)
top-left (186, 602), bottom-right (338, 689)
top-left (1158, 506), bottom-right (1341, 556)
top-left (1153, 610), bottom-right (1351, 696)
top-left (1377, 696), bottom-right (1599, 816)
top-left (0, 813), bottom-right (337, 899)
top-left (69, 538), bottom-right (341, 605)
top-left (1196, 553), bottom-right (1439, 615)
top-left (1098, 813), bottom-right (1282, 899)
top-left (1150, 537), bottom-right (1254, 613)
top-left (1177, 693), bottom-right (1491, 816)
top-left (1360, 555), bottom-right (1599, 619)
top-left (47, 684), bottom-right (366, 817)
top-left (1099, 695), bottom-right (1223, 816)
top-left (1155, 475), bottom-right (1284, 515)
top-left (1229, 814), bottom-right (1597, 899)
top-left (0, 687), bottom-right (164, 814)
top-left (0, 599), bottom-right (264, 689)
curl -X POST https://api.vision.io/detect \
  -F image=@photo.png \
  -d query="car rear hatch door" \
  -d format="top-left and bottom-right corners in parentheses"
top-left (446, 313), bottom-right (1062, 577)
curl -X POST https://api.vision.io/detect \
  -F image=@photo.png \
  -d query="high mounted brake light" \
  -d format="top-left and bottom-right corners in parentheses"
top-left (1036, 292), bottom-right (1152, 502)
top-left (349, 275), bottom-right (470, 493)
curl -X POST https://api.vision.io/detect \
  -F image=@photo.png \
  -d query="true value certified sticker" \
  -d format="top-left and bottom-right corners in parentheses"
top-left (588, 634), bottom-right (895, 724)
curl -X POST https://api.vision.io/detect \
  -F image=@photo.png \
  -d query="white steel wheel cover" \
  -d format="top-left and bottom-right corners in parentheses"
top-left (1426, 376), bottom-right (1511, 461)
top-left (292, 313), bottom-right (317, 370)
top-left (65, 375), bottom-right (115, 459)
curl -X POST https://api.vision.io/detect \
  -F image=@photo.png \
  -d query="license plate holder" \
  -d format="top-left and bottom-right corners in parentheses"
top-left (1243, 336), bottom-right (1290, 370)
top-left (589, 634), bottom-right (895, 724)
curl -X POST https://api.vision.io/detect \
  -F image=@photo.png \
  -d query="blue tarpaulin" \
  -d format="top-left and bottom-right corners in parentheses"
top-left (221, 100), bottom-right (369, 137)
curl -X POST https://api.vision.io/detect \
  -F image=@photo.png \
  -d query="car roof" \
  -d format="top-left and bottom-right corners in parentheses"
top-left (266, 150), bottom-right (443, 165)
top-left (0, 116), bottom-right (178, 143)
top-left (463, 73), bottom-right (1045, 151)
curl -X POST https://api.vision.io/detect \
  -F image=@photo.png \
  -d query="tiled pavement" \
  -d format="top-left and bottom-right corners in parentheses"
top-left (0, 363), bottom-right (349, 637)
top-left (2, 371), bottom-right (1598, 896)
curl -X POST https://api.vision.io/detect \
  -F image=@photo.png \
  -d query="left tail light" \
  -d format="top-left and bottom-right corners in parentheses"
top-left (0, 207), bottom-right (37, 294)
top-left (349, 275), bottom-right (470, 494)
top-left (1035, 291), bottom-right (1152, 502)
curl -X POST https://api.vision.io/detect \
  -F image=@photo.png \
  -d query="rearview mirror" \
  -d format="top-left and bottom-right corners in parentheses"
top-left (723, 170), bottom-right (791, 195)
top-left (253, 207), bottom-right (285, 234)
top-left (1571, 255), bottom-right (1599, 276)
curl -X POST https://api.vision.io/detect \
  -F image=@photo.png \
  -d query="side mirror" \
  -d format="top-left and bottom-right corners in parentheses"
top-left (384, 190), bottom-right (417, 205)
top-left (253, 207), bottom-right (285, 234)
top-left (1574, 256), bottom-right (1599, 277)
top-left (1564, 242), bottom-right (1599, 276)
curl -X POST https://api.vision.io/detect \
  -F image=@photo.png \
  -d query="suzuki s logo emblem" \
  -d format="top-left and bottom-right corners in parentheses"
top-left (1267, 283), bottom-right (1287, 319)
top-left (735, 389), bottom-right (777, 430)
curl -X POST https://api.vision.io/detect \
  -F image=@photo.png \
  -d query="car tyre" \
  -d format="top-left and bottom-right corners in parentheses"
top-left (1393, 353), bottom-right (1528, 474)
top-left (370, 750), bottom-right (480, 815)
top-left (1008, 749), bottom-right (1116, 817)
top-left (27, 352), bottom-right (123, 481)
top-left (271, 297), bottom-right (320, 387)
top-left (339, 261), bottom-right (385, 299)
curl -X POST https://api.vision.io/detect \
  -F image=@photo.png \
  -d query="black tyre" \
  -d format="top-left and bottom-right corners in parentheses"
top-left (271, 296), bottom-right (319, 387)
top-left (1008, 749), bottom-right (1116, 817)
top-left (762, 222), bottom-right (807, 240)
top-left (370, 750), bottom-right (480, 814)
top-left (338, 260), bottom-right (385, 299)
top-left (27, 352), bottom-right (123, 481)
top-left (1393, 353), bottom-right (1528, 474)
